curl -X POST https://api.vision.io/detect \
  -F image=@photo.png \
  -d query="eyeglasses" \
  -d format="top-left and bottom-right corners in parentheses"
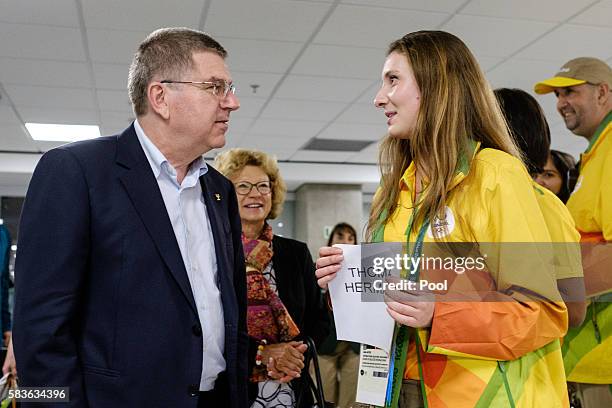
top-left (160, 79), bottom-right (236, 98)
top-left (234, 181), bottom-right (272, 196)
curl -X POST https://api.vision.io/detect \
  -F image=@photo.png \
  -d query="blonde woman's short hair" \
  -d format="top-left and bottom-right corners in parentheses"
top-left (214, 149), bottom-right (286, 219)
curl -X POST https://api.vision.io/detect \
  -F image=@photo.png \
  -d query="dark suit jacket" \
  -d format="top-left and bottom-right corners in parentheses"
top-left (13, 125), bottom-right (248, 407)
top-left (247, 235), bottom-right (329, 406)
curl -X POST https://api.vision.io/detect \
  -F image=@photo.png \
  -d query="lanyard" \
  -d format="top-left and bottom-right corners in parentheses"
top-left (386, 207), bottom-right (430, 408)
top-left (404, 210), bottom-right (429, 281)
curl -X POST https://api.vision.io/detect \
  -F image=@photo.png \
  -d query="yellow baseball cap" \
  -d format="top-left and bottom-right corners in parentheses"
top-left (534, 57), bottom-right (612, 94)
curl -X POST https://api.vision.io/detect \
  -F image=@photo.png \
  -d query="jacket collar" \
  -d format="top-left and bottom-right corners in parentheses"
top-left (400, 140), bottom-right (481, 194)
top-left (581, 110), bottom-right (612, 166)
top-left (115, 124), bottom-right (198, 315)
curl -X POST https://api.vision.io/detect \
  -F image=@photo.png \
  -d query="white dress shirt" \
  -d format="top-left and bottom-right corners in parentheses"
top-left (134, 120), bottom-right (225, 391)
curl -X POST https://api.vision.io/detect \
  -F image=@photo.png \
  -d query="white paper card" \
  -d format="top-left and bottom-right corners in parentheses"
top-left (328, 244), bottom-right (395, 352)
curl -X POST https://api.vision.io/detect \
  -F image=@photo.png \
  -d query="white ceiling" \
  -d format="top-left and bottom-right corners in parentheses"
top-left (1, 0), bottom-right (611, 195)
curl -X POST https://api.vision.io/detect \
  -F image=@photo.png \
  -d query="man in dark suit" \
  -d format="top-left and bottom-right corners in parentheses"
top-left (13, 27), bottom-right (247, 407)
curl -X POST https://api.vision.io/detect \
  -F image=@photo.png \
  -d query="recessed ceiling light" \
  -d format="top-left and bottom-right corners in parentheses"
top-left (25, 123), bottom-right (101, 142)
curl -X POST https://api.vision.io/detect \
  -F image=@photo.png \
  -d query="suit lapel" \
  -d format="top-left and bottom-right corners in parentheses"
top-left (200, 173), bottom-right (237, 322)
top-left (115, 125), bottom-right (198, 315)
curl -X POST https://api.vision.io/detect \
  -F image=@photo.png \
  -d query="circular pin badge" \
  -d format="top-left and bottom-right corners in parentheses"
top-left (427, 206), bottom-right (455, 239)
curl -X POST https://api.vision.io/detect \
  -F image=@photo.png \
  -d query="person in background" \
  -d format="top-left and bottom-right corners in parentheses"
top-left (0, 221), bottom-right (10, 352)
top-left (2, 337), bottom-right (15, 376)
top-left (536, 149), bottom-right (578, 204)
top-left (215, 148), bottom-right (329, 408)
top-left (316, 30), bottom-right (569, 408)
top-left (494, 87), bottom-right (586, 328)
top-left (318, 222), bottom-right (360, 408)
top-left (0, 221), bottom-right (11, 374)
top-left (535, 56), bottom-right (612, 408)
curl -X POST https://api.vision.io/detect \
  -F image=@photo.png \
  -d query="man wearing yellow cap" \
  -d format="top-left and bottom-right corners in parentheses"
top-left (535, 57), bottom-right (612, 407)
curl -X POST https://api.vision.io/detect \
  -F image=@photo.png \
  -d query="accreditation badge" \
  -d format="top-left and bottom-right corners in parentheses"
top-left (356, 344), bottom-right (391, 406)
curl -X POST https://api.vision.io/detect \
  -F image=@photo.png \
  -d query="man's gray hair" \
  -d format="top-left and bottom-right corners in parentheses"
top-left (127, 27), bottom-right (227, 116)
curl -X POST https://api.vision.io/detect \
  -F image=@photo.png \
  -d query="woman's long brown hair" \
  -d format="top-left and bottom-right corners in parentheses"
top-left (366, 31), bottom-right (521, 240)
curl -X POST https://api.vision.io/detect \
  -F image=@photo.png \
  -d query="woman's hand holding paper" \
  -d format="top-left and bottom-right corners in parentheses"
top-left (383, 276), bottom-right (435, 328)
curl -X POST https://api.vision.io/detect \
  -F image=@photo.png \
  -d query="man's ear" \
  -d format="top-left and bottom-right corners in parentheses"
top-left (147, 82), bottom-right (170, 119)
top-left (595, 82), bottom-right (610, 106)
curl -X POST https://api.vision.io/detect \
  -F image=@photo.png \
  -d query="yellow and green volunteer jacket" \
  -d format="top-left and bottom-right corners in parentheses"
top-left (532, 182), bottom-right (583, 280)
top-left (567, 111), bottom-right (612, 242)
top-left (382, 146), bottom-right (569, 407)
top-left (562, 111), bottom-right (612, 384)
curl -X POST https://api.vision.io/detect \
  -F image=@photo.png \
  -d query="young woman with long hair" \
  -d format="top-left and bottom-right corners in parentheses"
top-left (316, 31), bottom-right (569, 408)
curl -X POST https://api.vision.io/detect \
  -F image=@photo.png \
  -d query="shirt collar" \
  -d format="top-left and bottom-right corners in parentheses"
top-left (133, 119), bottom-right (209, 183)
top-left (134, 119), bottom-right (166, 179)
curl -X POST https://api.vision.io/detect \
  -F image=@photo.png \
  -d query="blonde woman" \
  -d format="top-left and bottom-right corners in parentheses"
top-left (215, 149), bottom-right (329, 408)
top-left (316, 31), bottom-right (569, 407)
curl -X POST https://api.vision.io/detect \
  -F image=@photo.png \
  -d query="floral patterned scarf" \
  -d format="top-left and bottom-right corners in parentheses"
top-left (243, 223), bottom-right (300, 381)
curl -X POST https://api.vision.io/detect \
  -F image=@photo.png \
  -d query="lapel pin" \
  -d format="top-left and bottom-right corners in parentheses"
top-left (215, 193), bottom-right (221, 201)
